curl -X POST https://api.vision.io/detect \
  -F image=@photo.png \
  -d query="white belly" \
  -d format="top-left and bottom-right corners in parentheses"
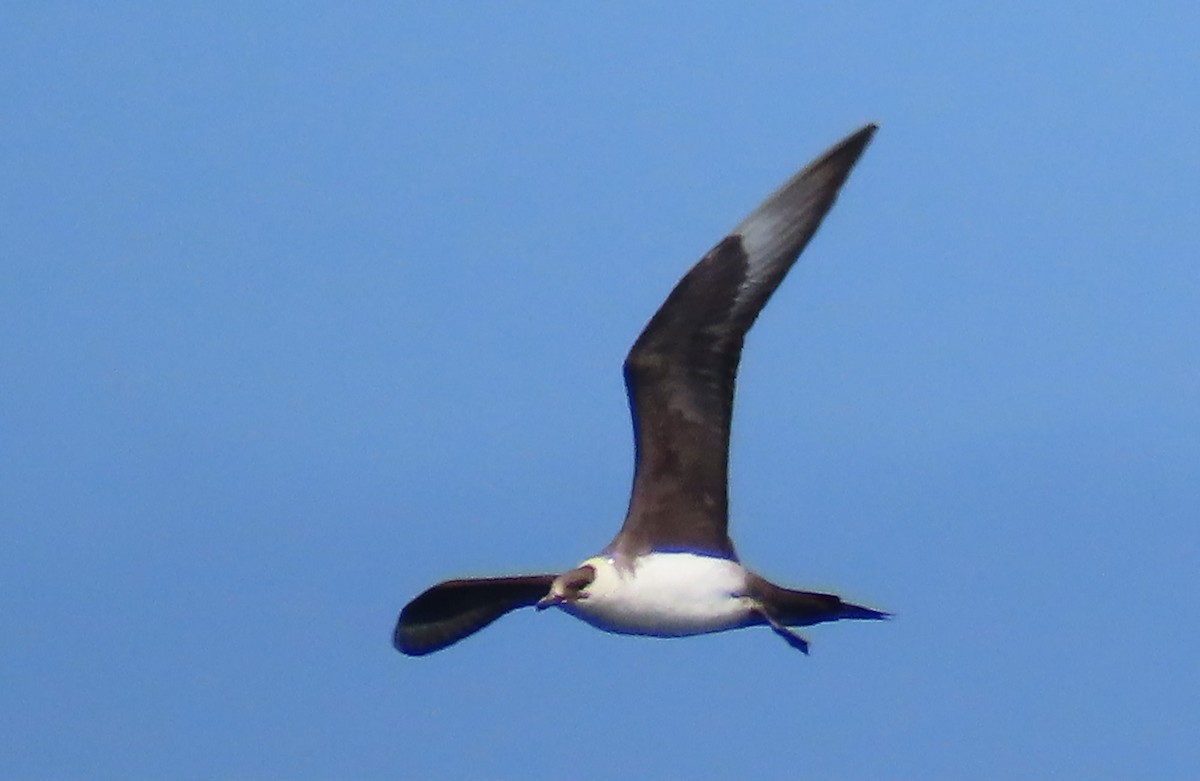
top-left (562, 552), bottom-right (755, 637)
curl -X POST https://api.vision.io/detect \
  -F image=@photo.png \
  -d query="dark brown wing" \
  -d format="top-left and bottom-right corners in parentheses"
top-left (609, 124), bottom-right (877, 559)
top-left (393, 574), bottom-right (556, 656)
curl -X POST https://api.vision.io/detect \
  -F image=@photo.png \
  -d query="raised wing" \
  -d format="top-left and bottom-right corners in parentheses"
top-left (393, 574), bottom-right (556, 656)
top-left (609, 124), bottom-right (877, 559)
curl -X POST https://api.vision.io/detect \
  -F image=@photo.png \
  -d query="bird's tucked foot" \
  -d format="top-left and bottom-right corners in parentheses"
top-left (755, 605), bottom-right (811, 654)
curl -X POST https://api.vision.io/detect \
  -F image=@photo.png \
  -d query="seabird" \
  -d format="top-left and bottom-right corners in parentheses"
top-left (395, 124), bottom-right (887, 656)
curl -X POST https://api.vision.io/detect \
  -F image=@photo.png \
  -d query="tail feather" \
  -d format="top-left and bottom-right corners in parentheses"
top-left (747, 573), bottom-right (890, 627)
top-left (836, 601), bottom-right (891, 622)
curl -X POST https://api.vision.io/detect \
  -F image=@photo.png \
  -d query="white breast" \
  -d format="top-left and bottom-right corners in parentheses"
top-left (561, 552), bottom-right (755, 637)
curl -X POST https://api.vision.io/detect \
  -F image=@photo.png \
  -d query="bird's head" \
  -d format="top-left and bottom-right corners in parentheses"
top-left (536, 562), bottom-right (598, 610)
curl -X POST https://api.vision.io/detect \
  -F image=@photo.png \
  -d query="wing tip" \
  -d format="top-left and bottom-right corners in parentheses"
top-left (391, 574), bottom-right (558, 658)
top-left (392, 615), bottom-right (440, 657)
top-left (811, 121), bottom-right (879, 174)
top-left (730, 121), bottom-right (878, 267)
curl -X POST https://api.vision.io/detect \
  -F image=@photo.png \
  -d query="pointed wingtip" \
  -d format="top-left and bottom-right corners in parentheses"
top-left (731, 122), bottom-right (878, 266)
top-left (854, 121), bottom-right (880, 139)
top-left (819, 122), bottom-right (879, 168)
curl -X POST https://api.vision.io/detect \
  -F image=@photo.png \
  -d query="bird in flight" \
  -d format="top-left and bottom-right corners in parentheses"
top-left (395, 124), bottom-right (887, 656)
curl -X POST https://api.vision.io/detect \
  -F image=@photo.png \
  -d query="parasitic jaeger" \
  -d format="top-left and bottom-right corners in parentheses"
top-left (395, 124), bottom-right (887, 657)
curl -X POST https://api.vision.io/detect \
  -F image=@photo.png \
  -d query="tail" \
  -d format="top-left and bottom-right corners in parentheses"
top-left (833, 600), bottom-right (891, 623)
top-left (747, 573), bottom-right (890, 627)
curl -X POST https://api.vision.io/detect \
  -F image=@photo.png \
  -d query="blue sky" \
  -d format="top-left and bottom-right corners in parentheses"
top-left (3, 4), bottom-right (1198, 779)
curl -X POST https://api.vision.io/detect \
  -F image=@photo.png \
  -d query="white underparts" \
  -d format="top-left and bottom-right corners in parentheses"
top-left (559, 552), bottom-right (757, 637)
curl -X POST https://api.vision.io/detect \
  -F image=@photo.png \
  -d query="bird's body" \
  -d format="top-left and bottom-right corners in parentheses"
top-left (559, 553), bottom-right (754, 637)
top-left (394, 123), bottom-right (889, 657)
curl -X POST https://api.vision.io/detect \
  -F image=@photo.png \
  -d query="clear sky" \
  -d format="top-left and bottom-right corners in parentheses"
top-left (3, 4), bottom-right (1198, 780)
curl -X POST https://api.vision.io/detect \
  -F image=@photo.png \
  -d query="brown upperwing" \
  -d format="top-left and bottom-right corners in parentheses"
top-left (394, 574), bottom-right (556, 656)
top-left (609, 125), bottom-right (878, 560)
